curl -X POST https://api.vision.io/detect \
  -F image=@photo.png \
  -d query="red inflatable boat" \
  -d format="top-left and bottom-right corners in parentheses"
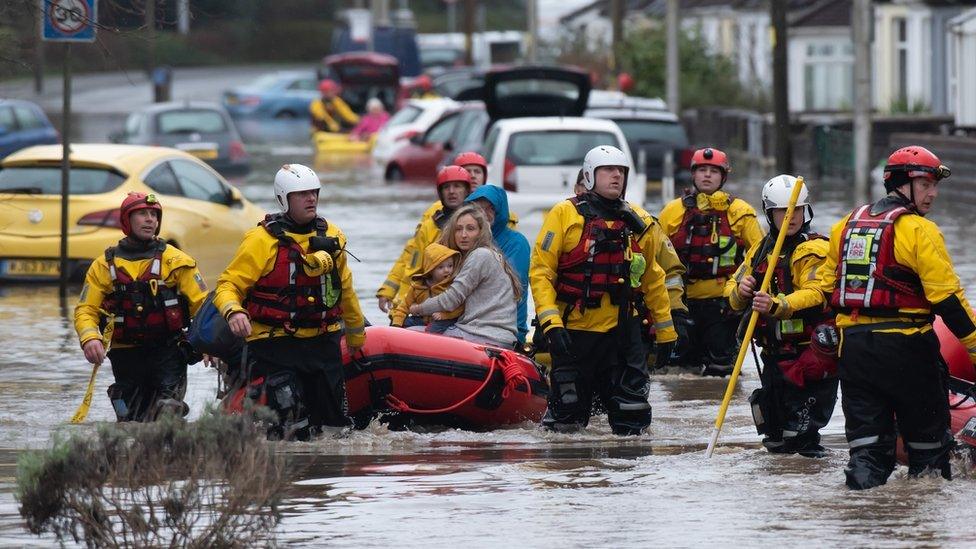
top-left (342, 327), bottom-right (549, 429)
top-left (896, 317), bottom-right (976, 463)
top-left (224, 327), bottom-right (549, 430)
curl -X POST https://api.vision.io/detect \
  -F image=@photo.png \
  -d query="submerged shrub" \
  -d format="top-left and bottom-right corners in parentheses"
top-left (16, 406), bottom-right (285, 548)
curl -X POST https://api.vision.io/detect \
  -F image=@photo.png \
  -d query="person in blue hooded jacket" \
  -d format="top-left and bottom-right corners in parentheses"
top-left (465, 185), bottom-right (530, 343)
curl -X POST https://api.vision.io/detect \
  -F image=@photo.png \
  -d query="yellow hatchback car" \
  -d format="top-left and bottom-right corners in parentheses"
top-left (0, 144), bottom-right (265, 282)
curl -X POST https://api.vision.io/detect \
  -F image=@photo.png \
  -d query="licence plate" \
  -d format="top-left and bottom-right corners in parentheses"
top-left (187, 149), bottom-right (218, 160)
top-left (176, 142), bottom-right (219, 159)
top-left (3, 259), bottom-right (60, 277)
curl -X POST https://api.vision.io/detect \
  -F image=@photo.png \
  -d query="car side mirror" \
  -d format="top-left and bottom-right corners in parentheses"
top-left (228, 186), bottom-right (243, 206)
top-left (409, 133), bottom-right (424, 145)
top-left (442, 140), bottom-right (454, 152)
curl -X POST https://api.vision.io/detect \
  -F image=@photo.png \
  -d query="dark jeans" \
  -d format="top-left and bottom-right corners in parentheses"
top-left (403, 315), bottom-right (455, 334)
top-left (679, 297), bottom-right (738, 374)
top-left (759, 352), bottom-right (838, 456)
top-left (247, 332), bottom-right (351, 433)
top-left (839, 329), bottom-right (953, 490)
top-left (107, 342), bottom-right (187, 422)
top-left (543, 316), bottom-right (652, 435)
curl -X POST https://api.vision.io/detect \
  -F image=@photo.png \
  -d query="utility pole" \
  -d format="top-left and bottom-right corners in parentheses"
top-left (666, 0), bottom-right (680, 114)
top-left (771, 0), bottom-right (792, 174)
top-left (463, 0), bottom-right (475, 65)
top-left (853, 0), bottom-right (873, 203)
top-left (447, 0), bottom-right (457, 33)
top-left (610, 0), bottom-right (623, 73)
top-left (526, 0), bottom-right (538, 63)
top-left (177, 0), bottom-right (190, 35)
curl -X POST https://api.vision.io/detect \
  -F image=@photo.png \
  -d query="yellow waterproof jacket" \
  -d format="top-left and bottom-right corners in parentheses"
top-left (390, 243), bottom-right (464, 326)
top-left (74, 243), bottom-right (207, 349)
top-left (819, 207), bottom-right (976, 362)
top-left (727, 236), bottom-right (828, 319)
top-left (309, 97), bottom-right (359, 133)
top-left (377, 199), bottom-right (520, 302)
top-left (213, 220), bottom-right (366, 347)
top-left (530, 199), bottom-right (677, 342)
top-left (659, 191), bottom-right (764, 300)
top-left (649, 221), bottom-right (687, 313)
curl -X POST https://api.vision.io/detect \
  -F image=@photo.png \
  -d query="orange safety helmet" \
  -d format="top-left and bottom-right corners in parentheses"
top-left (436, 165), bottom-right (472, 188)
top-left (318, 79), bottom-right (340, 94)
top-left (119, 191), bottom-right (162, 236)
top-left (617, 72), bottom-right (635, 93)
top-left (416, 74), bottom-right (433, 91)
top-left (690, 147), bottom-right (731, 183)
top-left (453, 151), bottom-right (487, 172)
top-left (883, 145), bottom-right (950, 191)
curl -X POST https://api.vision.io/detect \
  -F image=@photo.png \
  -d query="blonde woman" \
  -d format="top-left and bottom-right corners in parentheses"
top-left (409, 204), bottom-right (522, 348)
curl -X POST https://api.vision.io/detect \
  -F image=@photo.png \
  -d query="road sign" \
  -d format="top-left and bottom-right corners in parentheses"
top-left (41, 0), bottom-right (97, 43)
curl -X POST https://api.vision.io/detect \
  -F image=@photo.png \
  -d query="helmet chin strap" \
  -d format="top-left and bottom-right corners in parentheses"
top-left (892, 186), bottom-right (921, 215)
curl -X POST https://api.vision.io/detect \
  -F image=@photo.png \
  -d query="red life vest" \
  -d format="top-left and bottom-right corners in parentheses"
top-left (830, 200), bottom-right (930, 318)
top-left (244, 215), bottom-right (343, 333)
top-left (555, 197), bottom-right (646, 312)
top-left (669, 193), bottom-right (745, 280)
top-left (102, 241), bottom-right (189, 345)
top-left (752, 233), bottom-right (832, 355)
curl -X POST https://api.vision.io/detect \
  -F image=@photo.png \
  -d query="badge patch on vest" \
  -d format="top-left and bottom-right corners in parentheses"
top-left (541, 231), bottom-right (555, 251)
top-left (194, 273), bottom-right (207, 292)
top-left (846, 234), bottom-right (871, 263)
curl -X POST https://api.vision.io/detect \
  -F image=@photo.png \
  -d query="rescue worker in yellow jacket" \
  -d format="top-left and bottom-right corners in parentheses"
top-left (376, 165), bottom-right (473, 313)
top-left (820, 146), bottom-right (976, 489)
top-left (531, 145), bottom-right (678, 435)
top-left (75, 192), bottom-right (207, 422)
top-left (309, 79), bottom-right (359, 133)
top-left (214, 164), bottom-right (366, 440)
top-left (727, 175), bottom-right (838, 457)
top-left (659, 147), bottom-right (763, 376)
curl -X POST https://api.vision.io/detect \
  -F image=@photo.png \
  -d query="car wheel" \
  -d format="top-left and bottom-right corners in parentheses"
top-left (386, 165), bottom-right (404, 181)
top-left (275, 111), bottom-right (297, 119)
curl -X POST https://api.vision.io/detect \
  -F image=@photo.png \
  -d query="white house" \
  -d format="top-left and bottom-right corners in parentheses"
top-left (949, 7), bottom-right (976, 126)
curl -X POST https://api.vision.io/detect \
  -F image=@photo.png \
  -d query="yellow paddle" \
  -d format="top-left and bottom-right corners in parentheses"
top-left (70, 317), bottom-right (114, 424)
top-left (705, 176), bottom-right (805, 458)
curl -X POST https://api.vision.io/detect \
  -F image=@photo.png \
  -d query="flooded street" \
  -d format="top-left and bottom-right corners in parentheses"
top-left (3, 143), bottom-right (976, 547)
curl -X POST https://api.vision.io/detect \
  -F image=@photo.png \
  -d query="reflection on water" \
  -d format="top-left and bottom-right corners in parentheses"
top-left (2, 147), bottom-right (975, 546)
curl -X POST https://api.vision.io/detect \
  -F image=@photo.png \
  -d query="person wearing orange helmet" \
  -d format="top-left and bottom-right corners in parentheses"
top-left (819, 146), bottom-right (976, 489)
top-left (617, 72), bottom-right (635, 94)
top-left (74, 192), bottom-right (208, 422)
top-left (658, 147), bottom-right (764, 376)
top-left (376, 166), bottom-right (473, 317)
top-left (410, 74), bottom-right (440, 99)
top-left (309, 79), bottom-right (359, 133)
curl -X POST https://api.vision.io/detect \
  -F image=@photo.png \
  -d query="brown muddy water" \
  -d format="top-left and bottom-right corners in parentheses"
top-left (3, 145), bottom-right (976, 547)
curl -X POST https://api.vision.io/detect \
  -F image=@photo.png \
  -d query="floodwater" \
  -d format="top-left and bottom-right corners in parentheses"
top-left (3, 143), bottom-right (976, 547)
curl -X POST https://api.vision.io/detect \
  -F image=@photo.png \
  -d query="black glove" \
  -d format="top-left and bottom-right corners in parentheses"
top-left (672, 309), bottom-right (694, 360)
top-left (546, 327), bottom-right (574, 357)
top-left (653, 341), bottom-right (676, 371)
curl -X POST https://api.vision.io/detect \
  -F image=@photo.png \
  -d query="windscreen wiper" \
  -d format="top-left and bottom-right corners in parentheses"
top-left (0, 186), bottom-right (44, 194)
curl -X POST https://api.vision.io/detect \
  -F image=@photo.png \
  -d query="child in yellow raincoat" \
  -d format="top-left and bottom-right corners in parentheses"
top-left (391, 242), bottom-right (464, 333)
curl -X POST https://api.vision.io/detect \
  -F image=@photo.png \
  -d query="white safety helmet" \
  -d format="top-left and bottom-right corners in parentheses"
top-left (761, 174), bottom-right (813, 226)
top-left (582, 145), bottom-right (630, 191)
top-left (274, 163), bottom-right (321, 213)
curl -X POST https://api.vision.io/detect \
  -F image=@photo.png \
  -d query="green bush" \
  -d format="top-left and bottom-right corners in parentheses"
top-left (17, 407), bottom-right (285, 547)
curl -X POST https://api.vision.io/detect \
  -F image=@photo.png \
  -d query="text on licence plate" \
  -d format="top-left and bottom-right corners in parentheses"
top-left (3, 259), bottom-right (60, 277)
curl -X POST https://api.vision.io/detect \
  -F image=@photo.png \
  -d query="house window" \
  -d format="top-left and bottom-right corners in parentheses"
top-left (894, 17), bottom-right (908, 104)
top-left (803, 39), bottom-right (854, 110)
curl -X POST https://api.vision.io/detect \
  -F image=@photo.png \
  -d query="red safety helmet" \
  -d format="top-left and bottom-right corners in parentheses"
top-left (617, 72), bottom-right (635, 93)
top-left (318, 79), bottom-right (340, 94)
top-left (119, 191), bottom-right (162, 236)
top-left (883, 145), bottom-right (950, 191)
top-left (453, 151), bottom-right (487, 172)
top-left (690, 147), bottom-right (731, 183)
top-left (437, 165), bottom-right (472, 189)
top-left (416, 74), bottom-right (432, 91)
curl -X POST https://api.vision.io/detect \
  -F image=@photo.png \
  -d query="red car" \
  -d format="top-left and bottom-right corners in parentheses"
top-left (384, 101), bottom-right (488, 181)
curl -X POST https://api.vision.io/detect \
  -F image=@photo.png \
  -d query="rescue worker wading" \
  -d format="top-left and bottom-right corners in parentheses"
top-left (75, 192), bottom-right (207, 422)
top-left (214, 164), bottom-right (366, 440)
top-left (531, 145), bottom-right (677, 435)
top-left (727, 175), bottom-right (838, 457)
top-left (376, 165), bottom-right (472, 314)
top-left (819, 146), bottom-right (976, 489)
top-left (309, 79), bottom-right (359, 133)
top-left (659, 147), bottom-right (763, 376)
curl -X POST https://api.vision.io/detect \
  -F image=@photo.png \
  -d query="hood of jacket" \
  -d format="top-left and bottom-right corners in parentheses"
top-left (465, 184), bottom-right (510, 238)
top-left (413, 242), bottom-right (460, 282)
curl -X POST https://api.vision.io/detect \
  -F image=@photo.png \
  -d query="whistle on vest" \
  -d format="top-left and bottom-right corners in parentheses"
top-left (710, 218), bottom-right (719, 244)
top-left (149, 279), bottom-right (159, 297)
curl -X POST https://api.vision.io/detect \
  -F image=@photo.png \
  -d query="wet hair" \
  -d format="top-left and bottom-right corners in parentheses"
top-left (437, 204), bottom-right (523, 302)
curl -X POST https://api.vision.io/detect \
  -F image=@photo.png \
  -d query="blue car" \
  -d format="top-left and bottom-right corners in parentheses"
top-left (221, 70), bottom-right (320, 120)
top-left (0, 99), bottom-right (59, 159)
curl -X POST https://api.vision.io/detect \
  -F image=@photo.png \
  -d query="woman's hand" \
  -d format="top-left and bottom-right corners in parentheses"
top-left (738, 275), bottom-right (756, 300)
top-left (752, 291), bottom-right (774, 315)
top-left (408, 304), bottom-right (422, 315)
top-left (431, 312), bottom-right (445, 321)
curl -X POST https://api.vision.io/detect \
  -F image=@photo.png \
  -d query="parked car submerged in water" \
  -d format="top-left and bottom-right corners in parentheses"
top-left (383, 101), bottom-right (488, 181)
top-left (110, 102), bottom-right (250, 176)
top-left (371, 97), bottom-right (459, 173)
top-left (0, 99), bottom-right (59, 159)
top-left (0, 144), bottom-right (265, 282)
top-left (222, 70), bottom-right (320, 120)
